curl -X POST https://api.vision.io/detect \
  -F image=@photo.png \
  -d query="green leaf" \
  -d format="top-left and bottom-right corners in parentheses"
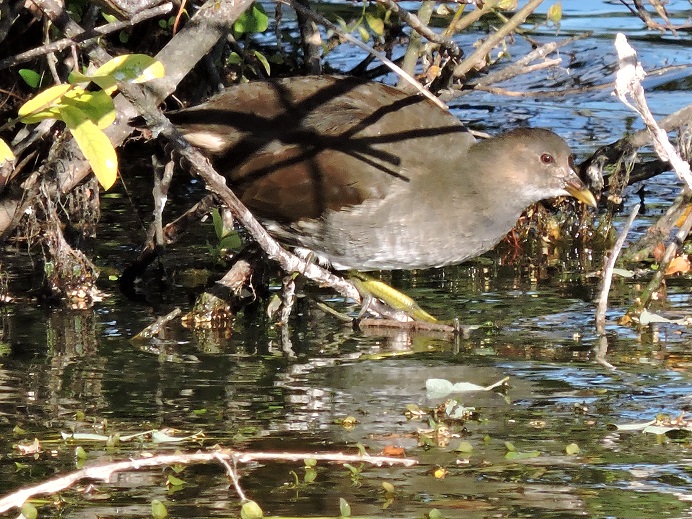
top-left (151, 499), bottom-right (168, 518)
top-left (69, 54), bottom-right (165, 93)
top-left (455, 441), bottom-right (474, 453)
top-left (63, 89), bottom-right (116, 129)
top-left (20, 503), bottom-right (38, 519)
top-left (94, 53), bottom-right (165, 84)
top-left (547, 2), bottom-right (562, 24)
top-left (357, 25), bottom-right (370, 42)
top-left (228, 52), bottom-right (242, 65)
top-left (304, 467), bottom-right (317, 482)
top-left (166, 474), bottom-right (184, 487)
top-left (60, 104), bottom-right (118, 190)
top-left (339, 497), bottom-right (351, 517)
top-left (565, 442), bottom-right (581, 455)
top-left (253, 50), bottom-right (271, 76)
top-left (74, 445), bottom-right (87, 459)
top-left (18, 83), bottom-right (72, 123)
top-left (365, 13), bottom-right (385, 35)
top-left (505, 450), bottom-right (540, 460)
top-left (18, 69), bottom-right (41, 89)
top-left (497, 0), bottom-right (518, 9)
top-left (234, 4), bottom-right (269, 35)
top-left (211, 207), bottom-right (224, 238)
top-left (240, 500), bottom-right (263, 519)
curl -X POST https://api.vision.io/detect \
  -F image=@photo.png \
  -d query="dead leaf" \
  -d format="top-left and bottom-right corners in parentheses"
top-left (665, 255), bottom-right (690, 276)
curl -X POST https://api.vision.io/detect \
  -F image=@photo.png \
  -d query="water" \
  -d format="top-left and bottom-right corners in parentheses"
top-left (1, 1), bottom-right (692, 517)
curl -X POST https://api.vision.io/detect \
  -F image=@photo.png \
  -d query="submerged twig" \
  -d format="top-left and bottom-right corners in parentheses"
top-left (595, 204), bottom-right (640, 334)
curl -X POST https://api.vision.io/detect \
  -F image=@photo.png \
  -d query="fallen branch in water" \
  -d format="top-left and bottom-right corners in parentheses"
top-left (0, 449), bottom-right (417, 514)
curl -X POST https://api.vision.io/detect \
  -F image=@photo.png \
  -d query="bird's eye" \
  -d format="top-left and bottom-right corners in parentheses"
top-left (540, 153), bottom-right (554, 164)
top-left (568, 155), bottom-right (575, 169)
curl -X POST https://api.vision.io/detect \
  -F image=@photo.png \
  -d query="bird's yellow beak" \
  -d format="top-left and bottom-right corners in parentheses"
top-left (565, 180), bottom-right (597, 208)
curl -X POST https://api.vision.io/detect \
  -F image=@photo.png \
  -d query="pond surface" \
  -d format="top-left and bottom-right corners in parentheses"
top-left (2, 1), bottom-right (692, 517)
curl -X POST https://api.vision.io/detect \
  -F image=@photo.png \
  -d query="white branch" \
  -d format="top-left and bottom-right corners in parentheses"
top-left (613, 33), bottom-right (692, 188)
top-left (0, 449), bottom-right (416, 513)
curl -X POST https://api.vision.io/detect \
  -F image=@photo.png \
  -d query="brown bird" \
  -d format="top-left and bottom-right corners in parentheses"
top-left (170, 75), bottom-right (596, 271)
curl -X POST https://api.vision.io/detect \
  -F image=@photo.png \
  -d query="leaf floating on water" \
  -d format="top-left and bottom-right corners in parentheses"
top-left (565, 443), bottom-right (581, 455)
top-left (505, 450), bottom-right (541, 460)
top-left (639, 309), bottom-right (692, 326)
top-left (426, 376), bottom-right (509, 399)
top-left (455, 441), bottom-right (474, 453)
top-left (613, 413), bottom-right (692, 434)
top-left (612, 268), bottom-right (636, 278)
top-left (612, 420), bottom-right (656, 431)
top-left (240, 500), bottom-right (263, 519)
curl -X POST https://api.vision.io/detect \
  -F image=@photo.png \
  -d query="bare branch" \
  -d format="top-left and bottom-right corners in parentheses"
top-left (0, 450), bottom-right (417, 513)
top-left (0, 3), bottom-right (174, 71)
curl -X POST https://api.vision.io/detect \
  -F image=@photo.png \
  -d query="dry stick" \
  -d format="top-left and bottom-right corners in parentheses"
top-left (595, 203), bottom-right (640, 334)
top-left (613, 33), bottom-right (692, 312)
top-left (214, 453), bottom-right (248, 502)
top-left (0, 450), bottom-right (416, 513)
top-left (613, 33), bottom-right (692, 187)
top-left (0, 3), bottom-right (174, 71)
top-left (453, 0), bottom-right (544, 79)
top-left (439, 35), bottom-right (590, 102)
top-left (453, 0), bottom-right (494, 33)
top-left (280, 0), bottom-right (448, 111)
top-left (375, 0), bottom-right (461, 54)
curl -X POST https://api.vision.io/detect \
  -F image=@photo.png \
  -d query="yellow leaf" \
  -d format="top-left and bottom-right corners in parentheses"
top-left (433, 467), bottom-right (447, 479)
top-left (94, 54), bottom-right (165, 84)
top-left (547, 2), bottom-right (562, 24)
top-left (18, 83), bottom-right (72, 123)
top-left (0, 139), bottom-right (15, 164)
top-left (60, 105), bottom-right (118, 190)
top-left (365, 13), bottom-right (385, 36)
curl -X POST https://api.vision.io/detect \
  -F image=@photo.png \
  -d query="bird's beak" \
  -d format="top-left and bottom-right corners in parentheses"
top-left (564, 179), bottom-right (597, 208)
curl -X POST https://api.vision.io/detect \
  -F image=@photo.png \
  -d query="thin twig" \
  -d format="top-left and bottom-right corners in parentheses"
top-left (375, 0), bottom-right (461, 56)
top-left (279, 0), bottom-right (447, 111)
top-left (0, 3), bottom-right (174, 71)
top-left (452, 0), bottom-right (544, 79)
top-left (215, 453), bottom-right (247, 501)
top-left (595, 203), bottom-right (640, 334)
